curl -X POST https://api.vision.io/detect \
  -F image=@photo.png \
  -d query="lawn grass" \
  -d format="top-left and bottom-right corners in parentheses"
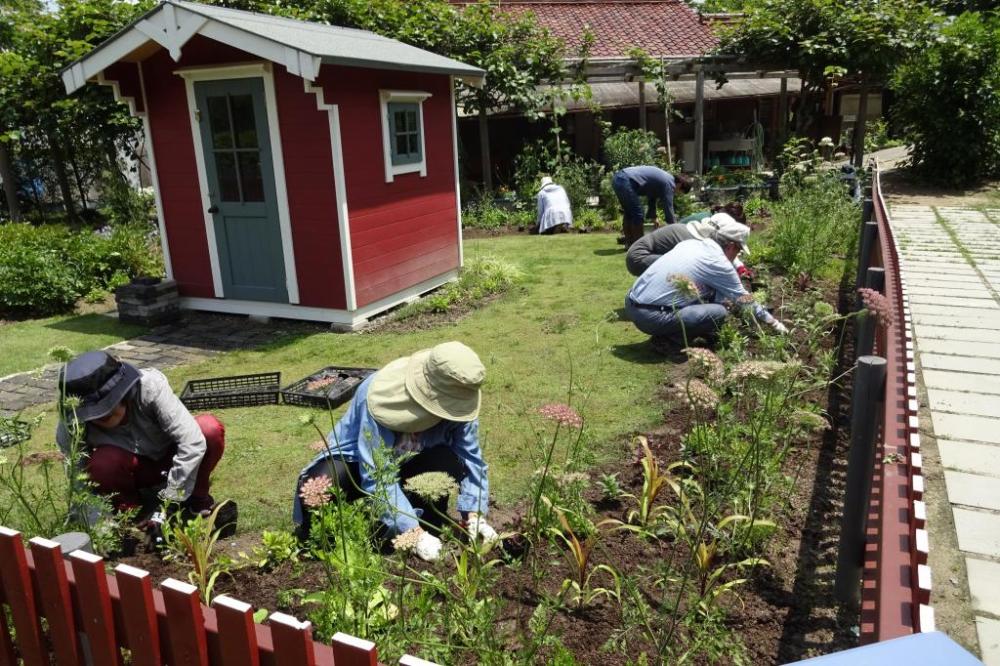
top-left (0, 313), bottom-right (148, 377)
top-left (17, 233), bottom-right (669, 534)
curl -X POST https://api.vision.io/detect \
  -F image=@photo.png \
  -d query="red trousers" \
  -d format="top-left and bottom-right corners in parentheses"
top-left (85, 414), bottom-right (225, 512)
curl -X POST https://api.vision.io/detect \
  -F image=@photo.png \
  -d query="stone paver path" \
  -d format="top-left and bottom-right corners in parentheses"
top-left (0, 313), bottom-right (324, 416)
top-left (890, 203), bottom-right (1000, 663)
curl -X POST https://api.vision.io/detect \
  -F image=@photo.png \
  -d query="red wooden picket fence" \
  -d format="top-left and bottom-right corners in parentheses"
top-left (0, 526), bottom-right (436, 666)
top-left (857, 165), bottom-right (934, 643)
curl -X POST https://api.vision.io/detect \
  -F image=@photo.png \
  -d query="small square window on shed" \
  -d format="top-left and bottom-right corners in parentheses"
top-left (380, 90), bottom-right (431, 182)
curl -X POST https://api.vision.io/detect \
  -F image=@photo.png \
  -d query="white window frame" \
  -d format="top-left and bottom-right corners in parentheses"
top-left (379, 90), bottom-right (431, 183)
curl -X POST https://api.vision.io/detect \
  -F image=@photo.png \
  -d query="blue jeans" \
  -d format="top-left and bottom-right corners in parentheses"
top-left (625, 297), bottom-right (727, 341)
top-left (613, 172), bottom-right (645, 245)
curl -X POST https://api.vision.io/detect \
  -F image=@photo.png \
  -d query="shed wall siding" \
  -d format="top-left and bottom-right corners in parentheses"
top-left (319, 66), bottom-right (459, 308)
top-left (138, 36), bottom-right (345, 307)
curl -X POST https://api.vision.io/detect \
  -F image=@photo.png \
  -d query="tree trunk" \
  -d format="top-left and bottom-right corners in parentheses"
top-left (0, 140), bottom-right (21, 222)
top-left (69, 146), bottom-right (89, 209)
top-left (49, 134), bottom-right (78, 225)
top-left (477, 100), bottom-right (492, 193)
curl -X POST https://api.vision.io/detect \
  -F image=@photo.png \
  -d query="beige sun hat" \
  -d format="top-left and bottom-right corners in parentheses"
top-left (538, 175), bottom-right (554, 192)
top-left (368, 342), bottom-right (485, 432)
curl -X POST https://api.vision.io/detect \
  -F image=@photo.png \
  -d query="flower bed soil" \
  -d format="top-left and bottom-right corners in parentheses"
top-left (118, 278), bottom-right (858, 664)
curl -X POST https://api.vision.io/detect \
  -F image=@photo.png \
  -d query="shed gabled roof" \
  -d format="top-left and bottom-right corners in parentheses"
top-left (454, 0), bottom-right (718, 59)
top-left (63, 0), bottom-right (484, 94)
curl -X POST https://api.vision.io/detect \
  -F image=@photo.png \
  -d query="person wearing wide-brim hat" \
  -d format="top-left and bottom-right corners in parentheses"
top-left (55, 351), bottom-right (226, 518)
top-left (292, 341), bottom-right (496, 561)
top-left (534, 175), bottom-right (573, 235)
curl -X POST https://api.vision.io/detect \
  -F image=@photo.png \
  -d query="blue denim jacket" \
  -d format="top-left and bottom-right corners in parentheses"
top-left (292, 374), bottom-right (489, 534)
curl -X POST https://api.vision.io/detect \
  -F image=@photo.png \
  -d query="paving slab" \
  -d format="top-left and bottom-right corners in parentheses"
top-left (954, 507), bottom-right (1000, 557)
top-left (927, 388), bottom-right (1000, 416)
top-left (945, 471), bottom-right (1000, 511)
top-left (922, 369), bottom-right (1000, 395)
top-left (939, 440), bottom-right (1000, 478)
top-left (916, 326), bottom-right (1000, 343)
top-left (967, 558), bottom-right (1000, 616)
top-left (912, 314), bottom-right (1000, 330)
top-left (978, 616), bottom-right (1000, 666)
top-left (920, 354), bottom-right (1000, 375)
top-left (911, 305), bottom-right (1000, 320)
top-left (932, 413), bottom-right (1000, 444)
top-left (907, 296), bottom-right (999, 309)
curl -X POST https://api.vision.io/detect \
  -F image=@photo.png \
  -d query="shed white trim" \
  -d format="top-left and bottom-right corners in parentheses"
top-left (304, 80), bottom-right (357, 311)
top-left (137, 63), bottom-right (173, 280)
top-left (449, 77), bottom-right (463, 267)
top-left (379, 90), bottom-right (431, 183)
top-left (61, 0), bottom-right (484, 95)
top-left (176, 61), bottom-right (300, 303)
top-left (181, 268), bottom-right (458, 328)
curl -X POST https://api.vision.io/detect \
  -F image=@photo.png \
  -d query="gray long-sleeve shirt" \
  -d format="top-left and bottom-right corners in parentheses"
top-left (56, 369), bottom-right (206, 502)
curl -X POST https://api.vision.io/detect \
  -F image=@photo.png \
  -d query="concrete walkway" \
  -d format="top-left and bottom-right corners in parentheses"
top-left (0, 313), bottom-right (323, 416)
top-left (890, 203), bottom-right (1000, 664)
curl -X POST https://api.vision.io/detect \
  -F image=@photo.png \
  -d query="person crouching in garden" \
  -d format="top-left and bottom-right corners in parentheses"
top-left (292, 341), bottom-right (497, 562)
top-left (612, 165), bottom-right (693, 248)
top-left (534, 176), bottom-right (572, 234)
top-left (56, 351), bottom-right (226, 523)
top-left (624, 221), bottom-right (788, 351)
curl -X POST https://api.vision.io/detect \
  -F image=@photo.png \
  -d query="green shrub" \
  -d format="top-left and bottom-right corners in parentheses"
top-left (758, 172), bottom-right (858, 277)
top-left (892, 11), bottom-right (1000, 185)
top-left (395, 254), bottom-right (523, 319)
top-left (602, 128), bottom-right (662, 171)
top-left (0, 222), bottom-right (163, 316)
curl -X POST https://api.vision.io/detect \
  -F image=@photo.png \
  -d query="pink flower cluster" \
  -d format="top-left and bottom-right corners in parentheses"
top-left (673, 379), bottom-right (720, 413)
top-left (538, 403), bottom-right (583, 428)
top-left (300, 475), bottom-right (332, 508)
top-left (858, 288), bottom-right (894, 328)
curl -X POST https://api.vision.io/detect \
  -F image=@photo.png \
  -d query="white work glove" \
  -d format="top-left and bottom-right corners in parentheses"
top-left (769, 319), bottom-right (789, 335)
top-left (414, 530), bottom-right (443, 562)
top-left (466, 512), bottom-right (499, 543)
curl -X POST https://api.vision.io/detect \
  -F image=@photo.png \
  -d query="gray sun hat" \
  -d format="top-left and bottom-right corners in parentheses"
top-left (60, 351), bottom-right (141, 422)
top-left (368, 342), bottom-right (486, 432)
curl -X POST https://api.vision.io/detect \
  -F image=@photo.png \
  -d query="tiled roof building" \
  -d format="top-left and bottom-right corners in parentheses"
top-left (452, 0), bottom-right (718, 59)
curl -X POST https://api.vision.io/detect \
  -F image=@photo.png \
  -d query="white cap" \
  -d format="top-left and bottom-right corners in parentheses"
top-left (711, 213), bottom-right (750, 255)
top-left (539, 176), bottom-right (553, 189)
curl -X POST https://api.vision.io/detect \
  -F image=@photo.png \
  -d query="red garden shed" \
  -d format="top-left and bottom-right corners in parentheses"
top-left (63, 0), bottom-right (484, 328)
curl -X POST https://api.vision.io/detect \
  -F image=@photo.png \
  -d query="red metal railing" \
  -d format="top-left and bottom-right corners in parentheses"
top-left (858, 166), bottom-right (933, 643)
top-left (0, 526), bottom-right (431, 665)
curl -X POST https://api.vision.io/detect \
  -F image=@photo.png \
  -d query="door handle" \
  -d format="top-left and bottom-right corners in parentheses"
top-left (207, 204), bottom-right (219, 214)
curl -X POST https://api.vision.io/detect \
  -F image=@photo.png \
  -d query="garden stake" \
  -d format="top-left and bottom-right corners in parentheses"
top-left (834, 355), bottom-right (887, 605)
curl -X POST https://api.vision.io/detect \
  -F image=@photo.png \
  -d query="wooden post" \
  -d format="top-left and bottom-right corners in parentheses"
top-left (29, 538), bottom-right (83, 666)
top-left (694, 69), bottom-right (705, 175)
top-left (477, 102), bottom-right (492, 192)
top-left (852, 81), bottom-right (870, 169)
top-left (115, 564), bottom-right (164, 666)
top-left (0, 528), bottom-right (46, 666)
top-left (161, 579), bottom-right (210, 666)
top-left (777, 77), bottom-right (789, 155)
top-left (638, 78), bottom-right (646, 131)
top-left (835, 355), bottom-right (888, 605)
top-left (332, 632), bottom-right (379, 666)
top-left (212, 596), bottom-right (260, 666)
top-left (70, 550), bottom-right (123, 666)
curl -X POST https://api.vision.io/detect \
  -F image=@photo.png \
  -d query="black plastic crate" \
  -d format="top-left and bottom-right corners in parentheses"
top-left (281, 367), bottom-right (377, 408)
top-left (0, 419), bottom-right (31, 449)
top-left (179, 372), bottom-right (281, 410)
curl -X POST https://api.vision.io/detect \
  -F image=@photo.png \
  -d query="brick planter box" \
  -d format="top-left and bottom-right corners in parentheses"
top-left (115, 277), bottom-right (180, 326)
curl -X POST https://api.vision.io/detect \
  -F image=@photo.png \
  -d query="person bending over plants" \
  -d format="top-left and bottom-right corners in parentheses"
top-left (611, 165), bottom-right (693, 248)
top-left (55, 351), bottom-right (229, 534)
top-left (624, 220), bottom-right (788, 352)
top-left (292, 341), bottom-right (497, 562)
top-left (625, 211), bottom-right (753, 280)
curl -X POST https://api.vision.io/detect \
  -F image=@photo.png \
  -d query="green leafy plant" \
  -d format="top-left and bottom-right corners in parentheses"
top-left (597, 472), bottom-right (624, 502)
top-left (546, 503), bottom-right (620, 609)
top-left (248, 530), bottom-right (300, 570)
top-left (621, 436), bottom-right (690, 530)
top-left (161, 501), bottom-right (233, 604)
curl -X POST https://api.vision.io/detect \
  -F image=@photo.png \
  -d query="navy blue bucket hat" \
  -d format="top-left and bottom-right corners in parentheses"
top-left (60, 351), bottom-right (141, 422)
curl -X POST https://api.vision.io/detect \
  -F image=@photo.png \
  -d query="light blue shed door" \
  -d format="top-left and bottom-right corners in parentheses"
top-left (195, 77), bottom-right (288, 303)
